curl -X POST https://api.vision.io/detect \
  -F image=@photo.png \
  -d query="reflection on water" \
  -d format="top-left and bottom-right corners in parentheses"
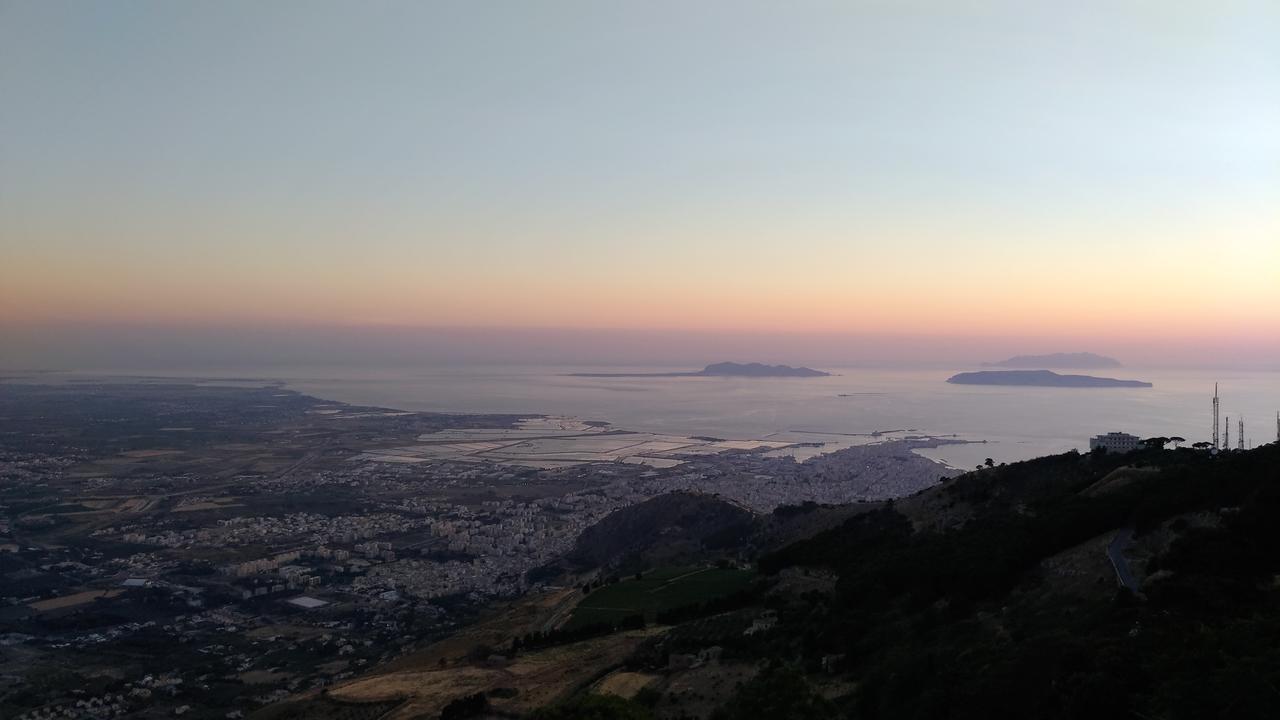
top-left (27, 365), bottom-right (1280, 467)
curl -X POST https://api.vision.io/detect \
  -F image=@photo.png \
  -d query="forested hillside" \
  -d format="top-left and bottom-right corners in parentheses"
top-left (725, 443), bottom-right (1280, 719)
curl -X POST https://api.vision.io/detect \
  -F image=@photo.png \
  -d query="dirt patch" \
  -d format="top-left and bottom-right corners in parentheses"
top-left (1081, 466), bottom-right (1160, 497)
top-left (117, 498), bottom-right (152, 513)
top-left (383, 588), bottom-right (578, 672)
top-left (29, 589), bottom-right (123, 612)
top-left (174, 501), bottom-right (244, 512)
top-left (594, 670), bottom-right (659, 699)
top-left (331, 628), bottom-right (661, 720)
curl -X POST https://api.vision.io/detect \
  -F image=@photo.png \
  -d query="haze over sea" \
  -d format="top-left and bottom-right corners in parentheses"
top-left (53, 365), bottom-right (1280, 470)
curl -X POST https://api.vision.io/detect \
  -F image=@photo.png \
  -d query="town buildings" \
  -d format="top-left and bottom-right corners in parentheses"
top-left (1089, 431), bottom-right (1142, 453)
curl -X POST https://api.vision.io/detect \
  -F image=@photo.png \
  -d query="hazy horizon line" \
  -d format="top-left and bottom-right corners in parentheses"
top-left (2, 322), bottom-right (1276, 374)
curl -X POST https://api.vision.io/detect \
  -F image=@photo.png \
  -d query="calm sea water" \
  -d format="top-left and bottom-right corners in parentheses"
top-left (57, 365), bottom-right (1278, 470)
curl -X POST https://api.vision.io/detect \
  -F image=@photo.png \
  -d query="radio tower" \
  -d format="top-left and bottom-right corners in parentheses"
top-left (1238, 418), bottom-right (1245, 450)
top-left (1224, 416), bottom-right (1230, 450)
top-left (1212, 384), bottom-right (1220, 448)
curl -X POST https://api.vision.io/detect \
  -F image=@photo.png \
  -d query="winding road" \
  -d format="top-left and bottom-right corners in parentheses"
top-left (1107, 526), bottom-right (1139, 591)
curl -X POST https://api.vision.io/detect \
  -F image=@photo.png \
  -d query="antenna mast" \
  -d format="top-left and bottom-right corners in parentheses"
top-left (1239, 418), bottom-right (1245, 451)
top-left (1224, 416), bottom-right (1230, 450)
top-left (1212, 383), bottom-right (1220, 448)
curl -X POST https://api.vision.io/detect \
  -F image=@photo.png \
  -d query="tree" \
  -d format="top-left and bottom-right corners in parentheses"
top-left (528, 695), bottom-right (654, 720)
top-left (1192, 441), bottom-right (1212, 450)
top-left (711, 665), bottom-right (841, 720)
top-left (984, 458), bottom-right (995, 468)
top-left (1169, 436), bottom-right (1186, 448)
top-left (440, 693), bottom-right (488, 720)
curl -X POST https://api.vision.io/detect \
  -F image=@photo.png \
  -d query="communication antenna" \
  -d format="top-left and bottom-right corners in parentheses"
top-left (1238, 418), bottom-right (1245, 451)
top-left (1212, 384), bottom-right (1220, 447)
top-left (1224, 416), bottom-right (1230, 450)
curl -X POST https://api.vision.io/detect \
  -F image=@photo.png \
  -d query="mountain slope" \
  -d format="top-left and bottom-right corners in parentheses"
top-left (948, 370), bottom-right (1151, 387)
top-left (733, 443), bottom-right (1280, 720)
top-left (567, 491), bottom-right (756, 572)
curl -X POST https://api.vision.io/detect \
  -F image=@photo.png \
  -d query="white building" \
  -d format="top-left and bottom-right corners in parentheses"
top-left (1089, 431), bottom-right (1142, 453)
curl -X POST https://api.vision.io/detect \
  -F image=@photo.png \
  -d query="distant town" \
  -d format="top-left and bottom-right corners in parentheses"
top-left (0, 381), bottom-right (956, 719)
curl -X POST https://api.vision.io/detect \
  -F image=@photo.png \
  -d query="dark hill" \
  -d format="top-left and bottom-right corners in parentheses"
top-left (567, 491), bottom-right (756, 572)
top-left (736, 443), bottom-right (1280, 720)
top-left (948, 369), bottom-right (1152, 387)
top-left (698, 362), bottom-right (830, 377)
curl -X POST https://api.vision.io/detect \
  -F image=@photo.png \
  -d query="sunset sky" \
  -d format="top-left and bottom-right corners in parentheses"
top-left (2, 1), bottom-right (1278, 366)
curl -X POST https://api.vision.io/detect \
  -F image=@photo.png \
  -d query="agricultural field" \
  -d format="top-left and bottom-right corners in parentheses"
top-left (566, 566), bottom-right (756, 629)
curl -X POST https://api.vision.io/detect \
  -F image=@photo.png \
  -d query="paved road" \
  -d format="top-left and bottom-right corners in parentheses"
top-left (1107, 526), bottom-right (1139, 591)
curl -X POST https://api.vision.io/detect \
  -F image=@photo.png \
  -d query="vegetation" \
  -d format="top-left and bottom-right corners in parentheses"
top-left (528, 694), bottom-right (655, 720)
top-left (568, 492), bottom-right (755, 573)
top-left (711, 664), bottom-right (840, 720)
top-left (514, 613), bottom-right (646, 652)
top-left (565, 566), bottom-right (756, 629)
top-left (252, 697), bottom-right (402, 720)
top-left (438, 692), bottom-right (487, 719)
top-left (732, 443), bottom-right (1280, 719)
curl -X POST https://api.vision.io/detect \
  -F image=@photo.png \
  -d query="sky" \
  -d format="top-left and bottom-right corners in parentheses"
top-left (2, 1), bottom-right (1278, 368)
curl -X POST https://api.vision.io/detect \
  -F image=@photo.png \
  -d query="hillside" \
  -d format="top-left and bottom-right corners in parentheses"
top-left (697, 362), bottom-right (830, 377)
top-left (264, 445), bottom-right (1280, 720)
top-left (567, 491), bottom-right (756, 572)
top-left (947, 369), bottom-right (1152, 387)
top-left (984, 352), bottom-right (1122, 369)
top-left (741, 443), bottom-right (1280, 719)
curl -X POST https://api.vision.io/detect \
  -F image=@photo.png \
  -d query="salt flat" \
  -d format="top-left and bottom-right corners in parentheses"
top-left (362, 417), bottom-right (813, 469)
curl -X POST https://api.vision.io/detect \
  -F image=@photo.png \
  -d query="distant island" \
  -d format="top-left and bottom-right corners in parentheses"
top-left (948, 370), bottom-right (1151, 388)
top-left (984, 352), bottom-right (1122, 369)
top-left (570, 362), bottom-right (831, 378)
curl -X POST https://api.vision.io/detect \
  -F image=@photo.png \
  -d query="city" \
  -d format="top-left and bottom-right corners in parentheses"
top-left (0, 381), bottom-right (959, 719)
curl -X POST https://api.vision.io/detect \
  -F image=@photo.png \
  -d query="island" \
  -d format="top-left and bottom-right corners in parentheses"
top-left (983, 352), bottom-right (1122, 369)
top-left (947, 370), bottom-right (1152, 388)
top-left (569, 362), bottom-right (831, 378)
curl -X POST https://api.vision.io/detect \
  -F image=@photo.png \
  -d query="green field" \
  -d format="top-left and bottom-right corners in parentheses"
top-left (566, 566), bottom-right (755, 629)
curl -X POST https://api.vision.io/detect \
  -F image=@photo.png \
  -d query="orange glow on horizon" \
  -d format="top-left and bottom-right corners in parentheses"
top-left (3, 186), bottom-right (1276, 344)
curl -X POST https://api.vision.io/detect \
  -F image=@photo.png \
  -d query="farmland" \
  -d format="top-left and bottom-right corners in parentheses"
top-left (566, 566), bottom-right (756, 629)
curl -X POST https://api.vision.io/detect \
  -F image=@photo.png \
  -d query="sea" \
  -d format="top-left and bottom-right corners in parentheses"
top-left (43, 365), bottom-right (1280, 470)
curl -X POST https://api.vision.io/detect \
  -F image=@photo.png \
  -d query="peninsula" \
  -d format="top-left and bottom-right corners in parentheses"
top-left (983, 352), bottom-right (1122, 369)
top-left (947, 370), bottom-right (1151, 388)
top-left (570, 362), bottom-right (831, 378)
